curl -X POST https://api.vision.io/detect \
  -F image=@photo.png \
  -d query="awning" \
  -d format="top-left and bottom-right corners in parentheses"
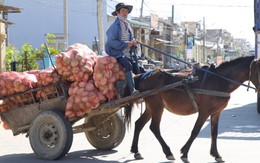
top-left (0, 5), bottom-right (21, 13)
top-left (127, 19), bottom-right (150, 28)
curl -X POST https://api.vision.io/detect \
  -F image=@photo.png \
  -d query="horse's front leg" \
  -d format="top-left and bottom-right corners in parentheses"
top-left (131, 107), bottom-right (151, 159)
top-left (210, 113), bottom-right (224, 162)
top-left (149, 106), bottom-right (175, 160)
top-left (181, 113), bottom-right (209, 163)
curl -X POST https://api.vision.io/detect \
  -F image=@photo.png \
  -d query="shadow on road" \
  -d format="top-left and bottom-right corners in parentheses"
top-left (0, 150), bottom-right (119, 163)
top-left (198, 102), bottom-right (260, 140)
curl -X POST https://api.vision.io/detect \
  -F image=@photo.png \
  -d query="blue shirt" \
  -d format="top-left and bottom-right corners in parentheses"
top-left (105, 18), bottom-right (134, 58)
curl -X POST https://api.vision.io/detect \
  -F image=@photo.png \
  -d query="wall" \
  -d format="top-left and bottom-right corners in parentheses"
top-left (5, 0), bottom-right (108, 50)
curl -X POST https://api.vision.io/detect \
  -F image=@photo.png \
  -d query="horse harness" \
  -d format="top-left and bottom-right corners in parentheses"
top-left (182, 80), bottom-right (230, 112)
top-left (183, 59), bottom-right (260, 112)
top-left (179, 67), bottom-right (231, 112)
top-left (139, 62), bottom-right (260, 113)
top-left (248, 59), bottom-right (260, 92)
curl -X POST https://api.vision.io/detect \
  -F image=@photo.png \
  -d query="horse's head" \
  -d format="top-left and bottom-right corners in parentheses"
top-left (249, 58), bottom-right (260, 92)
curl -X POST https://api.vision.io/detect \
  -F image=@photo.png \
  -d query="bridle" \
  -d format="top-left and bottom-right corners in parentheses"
top-left (248, 59), bottom-right (260, 92)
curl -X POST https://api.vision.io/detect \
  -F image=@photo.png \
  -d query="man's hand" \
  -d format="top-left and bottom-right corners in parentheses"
top-left (127, 40), bottom-right (138, 48)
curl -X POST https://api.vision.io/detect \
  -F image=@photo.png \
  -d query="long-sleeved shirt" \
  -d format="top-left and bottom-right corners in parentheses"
top-left (105, 18), bottom-right (134, 58)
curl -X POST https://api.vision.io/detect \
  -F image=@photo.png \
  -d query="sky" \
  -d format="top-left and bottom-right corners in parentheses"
top-left (112, 0), bottom-right (255, 46)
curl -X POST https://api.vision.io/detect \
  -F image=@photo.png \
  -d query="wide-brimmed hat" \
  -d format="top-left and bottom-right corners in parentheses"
top-left (111, 3), bottom-right (133, 16)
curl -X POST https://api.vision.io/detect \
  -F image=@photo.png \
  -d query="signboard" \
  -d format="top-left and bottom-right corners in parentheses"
top-left (150, 13), bottom-right (158, 29)
top-left (186, 36), bottom-right (194, 59)
top-left (187, 36), bottom-right (194, 49)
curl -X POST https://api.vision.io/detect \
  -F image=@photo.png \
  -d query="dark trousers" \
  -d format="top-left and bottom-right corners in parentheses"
top-left (117, 56), bottom-right (146, 75)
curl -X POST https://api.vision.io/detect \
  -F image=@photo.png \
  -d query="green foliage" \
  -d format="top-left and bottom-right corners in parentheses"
top-left (5, 33), bottom-right (61, 71)
top-left (36, 44), bottom-right (61, 58)
top-left (46, 33), bottom-right (56, 43)
top-left (5, 45), bottom-right (19, 71)
top-left (15, 43), bottom-right (39, 71)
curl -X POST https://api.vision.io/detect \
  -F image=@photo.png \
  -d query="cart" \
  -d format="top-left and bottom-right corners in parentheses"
top-left (0, 75), bottom-right (197, 160)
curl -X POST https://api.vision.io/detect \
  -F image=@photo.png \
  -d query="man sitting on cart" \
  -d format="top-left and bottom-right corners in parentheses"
top-left (105, 3), bottom-right (144, 96)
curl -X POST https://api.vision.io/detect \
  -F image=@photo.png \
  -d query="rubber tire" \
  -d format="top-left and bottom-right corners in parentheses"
top-left (29, 110), bottom-right (73, 160)
top-left (84, 111), bottom-right (125, 150)
top-left (257, 92), bottom-right (260, 114)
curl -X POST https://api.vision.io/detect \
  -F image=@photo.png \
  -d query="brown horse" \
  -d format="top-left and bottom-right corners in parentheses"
top-left (125, 55), bottom-right (260, 163)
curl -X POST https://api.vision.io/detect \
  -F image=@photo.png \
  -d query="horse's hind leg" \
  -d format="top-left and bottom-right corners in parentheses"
top-left (210, 113), bottom-right (224, 162)
top-left (149, 105), bottom-right (174, 160)
top-left (131, 105), bottom-right (152, 159)
top-left (181, 113), bottom-right (209, 162)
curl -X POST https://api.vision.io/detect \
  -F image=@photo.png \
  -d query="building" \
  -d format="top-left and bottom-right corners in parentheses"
top-left (0, 2), bottom-right (20, 72)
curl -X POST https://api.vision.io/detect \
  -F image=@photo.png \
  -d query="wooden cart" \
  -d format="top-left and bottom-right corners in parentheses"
top-left (0, 76), bottom-right (197, 160)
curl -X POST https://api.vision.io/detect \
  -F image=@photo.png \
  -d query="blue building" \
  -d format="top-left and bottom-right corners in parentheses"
top-left (5, 0), bottom-right (110, 50)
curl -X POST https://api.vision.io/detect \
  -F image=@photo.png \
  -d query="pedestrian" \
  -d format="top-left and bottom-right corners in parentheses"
top-left (105, 2), bottom-right (139, 95)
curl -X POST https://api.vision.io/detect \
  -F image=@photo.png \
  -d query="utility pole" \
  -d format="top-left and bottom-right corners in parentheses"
top-left (171, 5), bottom-right (174, 24)
top-left (137, 0), bottom-right (144, 47)
top-left (202, 17), bottom-right (206, 63)
top-left (64, 0), bottom-right (68, 48)
top-left (140, 0), bottom-right (144, 19)
top-left (97, 0), bottom-right (104, 54)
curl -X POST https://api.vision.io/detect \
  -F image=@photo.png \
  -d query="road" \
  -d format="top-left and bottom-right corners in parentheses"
top-left (0, 85), bottom-right (260, 163)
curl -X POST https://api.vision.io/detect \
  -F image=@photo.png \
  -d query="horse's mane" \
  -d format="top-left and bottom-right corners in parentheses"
top-left (216, 56), bottom-right (255, 70)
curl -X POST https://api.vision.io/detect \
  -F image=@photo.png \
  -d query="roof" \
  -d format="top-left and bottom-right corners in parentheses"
top-left (127, 19), bottom-right (150, 28)
top-left (0, 5), bottom-right (21, 13)
top-left (0, 5), bottom-right (21, 24)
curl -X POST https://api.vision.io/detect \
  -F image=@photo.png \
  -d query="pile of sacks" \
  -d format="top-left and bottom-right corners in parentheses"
top-left (55, 43), bottom-right (125, 118)
top-left (0, 43), bottom-right (126, 128)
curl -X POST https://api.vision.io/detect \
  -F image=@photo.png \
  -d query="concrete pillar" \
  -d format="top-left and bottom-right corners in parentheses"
top-left (0, 0), bottom-right (6, 72)
top-left (0, 22), bottom-right (5, 72)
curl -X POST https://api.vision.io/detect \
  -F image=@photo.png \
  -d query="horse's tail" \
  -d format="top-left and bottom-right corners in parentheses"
top-left (124, 103), bottom-right (133, 129)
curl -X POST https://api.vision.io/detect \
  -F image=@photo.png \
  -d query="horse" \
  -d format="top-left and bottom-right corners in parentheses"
top-left (124, 55), bottom-right (260, 163)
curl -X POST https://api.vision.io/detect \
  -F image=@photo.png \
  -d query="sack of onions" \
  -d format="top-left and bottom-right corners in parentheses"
top-left (65, 79), bottom-right (106, 118)
top-left (34, 67), bottom-right (62, 100)
top-left (25, 69), bottom-right (41, 75)
top-left (93, 56), bottom-right (125, 100)
top-left (0, 71), bottom-right (37, 98)
top-left (56, 43), bottom-right (97, 82)
top-left (0, 99), bottom-right (11, 112)
top-left (35, 67), bottom-right (60, 87)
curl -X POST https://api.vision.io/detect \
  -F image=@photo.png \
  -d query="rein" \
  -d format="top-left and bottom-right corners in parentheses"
top-left (139, 42), bottom-right (258, 91)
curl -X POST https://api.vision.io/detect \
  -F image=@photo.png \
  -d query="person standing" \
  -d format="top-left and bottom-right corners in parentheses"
top-left (105, 3), bottom-right (139, 95)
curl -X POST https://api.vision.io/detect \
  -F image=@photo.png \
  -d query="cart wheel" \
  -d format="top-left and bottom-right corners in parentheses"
top-left (29, 110), bottom-right (73, 160)
top-left (84, 111), bottom-right (125, 150)
top-left (257, 92), bottom-right (260, 114)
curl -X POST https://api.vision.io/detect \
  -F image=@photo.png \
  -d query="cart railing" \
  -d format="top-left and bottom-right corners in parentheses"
top-left (0, 82), bottom-right (68, 135)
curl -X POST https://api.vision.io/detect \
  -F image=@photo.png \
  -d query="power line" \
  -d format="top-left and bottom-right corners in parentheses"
top-left (143, 1), bottom-right (158, 15)
top-left (175, 4), bottom-right (252, 8)
top-left (147, 2), bottom-right (252, 8)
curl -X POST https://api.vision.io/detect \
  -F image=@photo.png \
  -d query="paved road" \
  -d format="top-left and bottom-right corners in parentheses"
top-left (0, 85), bottom-right (260, 163)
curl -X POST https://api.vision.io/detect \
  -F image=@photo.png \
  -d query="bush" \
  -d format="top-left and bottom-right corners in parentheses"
top-left (5, 42), bottom-right (61, 72)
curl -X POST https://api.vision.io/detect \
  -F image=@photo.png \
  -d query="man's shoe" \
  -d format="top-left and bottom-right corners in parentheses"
top-left (131, 90), bottom-right (139, 96)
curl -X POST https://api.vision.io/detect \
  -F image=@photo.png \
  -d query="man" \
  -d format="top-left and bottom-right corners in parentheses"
top-left (105, 3), bottom-right (139, 95)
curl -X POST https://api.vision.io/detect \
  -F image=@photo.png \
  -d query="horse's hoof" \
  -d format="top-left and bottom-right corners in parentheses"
top-left (215, 157), bottom-right (225, 162)
top-left (134, 152), bottom-right (144, 160)
top-left (180, 156), bottom-right (190, 163)
top-left (166, 155), bottom-right (175, 160)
